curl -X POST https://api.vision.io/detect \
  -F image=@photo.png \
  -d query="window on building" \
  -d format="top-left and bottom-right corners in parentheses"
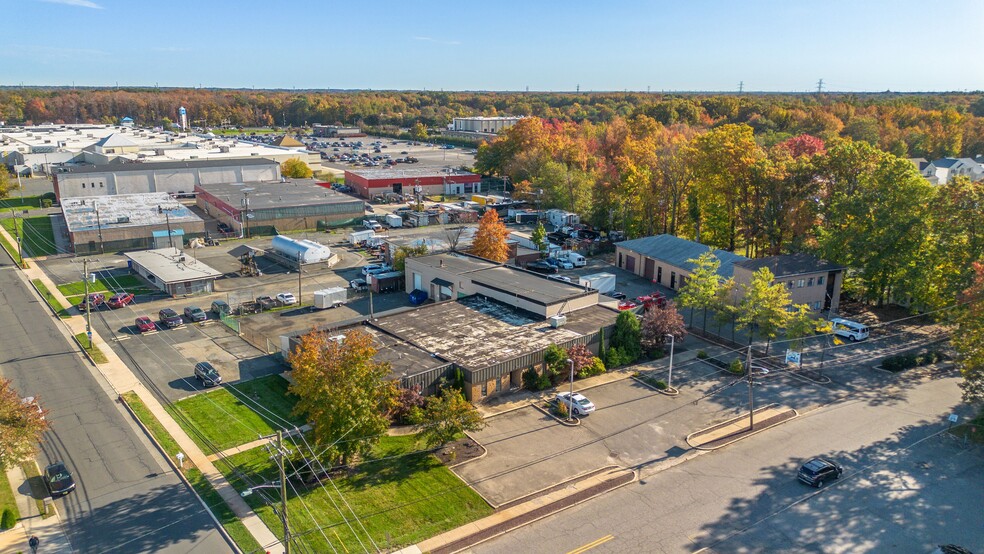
top-left (82, 183), bottom-right (86, 189)
top-left (813, 301), bottom-right (822, 310)
top-left (797, 279), bottom-right (805, 288)
top-left (787, 281), bottom-right (794, 289)
top-left (807, 277), bottom-right (815, 287)
top-left (818, 276), bottom-right (825, 285)
top-left (481, 382), bottom-right (488, 397)
top-left (99, 182), bottom-right (104, 187)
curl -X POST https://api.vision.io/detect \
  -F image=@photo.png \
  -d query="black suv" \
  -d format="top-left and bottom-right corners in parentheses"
top-left (194, 362), bottom-right (222, 387)
top-left (159, 308), bottom-right (184, 328)
top-left (43, 461), bottom-right (76, 497)
top-left (798, 457), bottom-right (843, 488)
top-left (526, 261), bottom-right (559, 274)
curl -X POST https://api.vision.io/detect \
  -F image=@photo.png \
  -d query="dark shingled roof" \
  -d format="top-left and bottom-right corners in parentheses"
top-left (733, 253), bottom-right (844, 278)
top-left (616, 234), bottom-right (748, 278)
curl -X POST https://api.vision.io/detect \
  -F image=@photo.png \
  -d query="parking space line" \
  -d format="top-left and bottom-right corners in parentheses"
top-left (567, 534), bottom-right (614, 554)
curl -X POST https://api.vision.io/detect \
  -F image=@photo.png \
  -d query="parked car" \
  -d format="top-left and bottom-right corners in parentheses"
top-left (362, 263), bottom-right (392, 276)
top-left (194, 361), bottom-right (222, 387)
top-left (636, 292), bottom-right (667, 309)
top-left (526, 261), bottom-right (558, 274)
top-left (364, 219), bottom-right (383, 231)
top-left (106, 292), bottom-right (135, 309)
top-left (135, 316), bottom-right (157, 333)
top-left (797, 457), bottom-right (843, 488)
top-left (556, 392), bottom-right (596, 416)
top-left (276, 292), bottom-right (298, 306)
top-left (350, 278), bottom-right (368, 290)
top-left (830, 318), bottom-right (869, 342)
top-left (256, 296), bottom-right (279, 310)
top-left (548, 275), bottom-right (573, 283)
top-left (364, 203), bottom-right (375, 213)
top-left (77, 293), bottom-right (105, 311)
top-left (210, 300), bottom-right (230, 317)
top-left (159, 308), bottom-right (184, 328)
top-left (606, 291), bottom-right (627, 300)
top-left (617, 300), bottom-right (638, 311)
top-left (43, 462), bottom-right (76, 497)
top-left (183, 306), bottom-right (207, 322)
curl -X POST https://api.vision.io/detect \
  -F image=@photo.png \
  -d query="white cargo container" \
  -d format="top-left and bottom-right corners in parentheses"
top-left (508, 231), bottom-right (539, 251)
top-left (384, 213), bottom-right (403, 228)
top-left (547, 209), bottom-right (580, 229)
top-left (578, 272), bottom-right (616, 294)
top-left (313, 287), bottom-right (347, 309)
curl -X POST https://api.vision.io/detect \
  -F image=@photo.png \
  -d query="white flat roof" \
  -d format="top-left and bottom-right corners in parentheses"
top-left (62, 193), bottom-right (202, 232)
top-left (125, 247), bottom-right (223, 284)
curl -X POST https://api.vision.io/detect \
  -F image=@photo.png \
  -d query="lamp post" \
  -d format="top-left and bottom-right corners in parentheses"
top-left (566, 358), bottom-right (575, 422)
top-left (241, 187), bottom-right (255, 239)
top-left (665, 334), bottom-right (675, 390)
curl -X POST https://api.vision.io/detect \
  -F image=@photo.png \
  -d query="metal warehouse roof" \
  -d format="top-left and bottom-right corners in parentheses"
top-left (59, 157), bottom-right (277, 174)
top-left (346, 168), bottom-right (478, 180)
top-left (196, 179), bottom-right (362, 211)
top-left (61, 193), bottom-right (202, 233)
top-left (616, 234), bottom-right (748, 278)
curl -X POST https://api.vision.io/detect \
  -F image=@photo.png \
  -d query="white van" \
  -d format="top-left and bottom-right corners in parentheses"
top-left (830, 318), bottom-right (869, 342)
top-left (565, 252), bottom-right (587, 267)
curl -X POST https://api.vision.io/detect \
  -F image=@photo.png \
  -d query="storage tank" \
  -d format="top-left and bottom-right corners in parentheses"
top-left (271, 235), bottom-right (333, 264)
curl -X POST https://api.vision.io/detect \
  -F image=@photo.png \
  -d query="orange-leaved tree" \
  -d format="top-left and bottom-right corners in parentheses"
top-left (471, 209), bottom-right (510, 263)
top-left (0, 378), bottom-right (49, 470)
top-left (288, 329), bottom-right (393, 465)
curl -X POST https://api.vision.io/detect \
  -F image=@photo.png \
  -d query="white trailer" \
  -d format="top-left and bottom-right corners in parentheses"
top-left (384, 213), bottom-right (403, 228)
top-left (348, 229), bottom-right (375, 244)
top-left (509, 231), bottom-right (540, 251)
top-left (547, 209), bottom-right (580, 229)
top-left (313, 287), bottom-right (347, 309)
top-left (578, 272), bottom-right (616, 294)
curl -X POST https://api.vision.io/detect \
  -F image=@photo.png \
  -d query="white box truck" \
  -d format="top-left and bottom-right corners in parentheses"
top-left (578, 272), bottom-right (616, 294)
top-left (313, 287), bottom-right (347, 309)
top-left (547, 209), bottom-right (580, 229)
top-left (348, 229), bottom-right (375, 244)
top-left (384, 213), bottom-right (403, 228)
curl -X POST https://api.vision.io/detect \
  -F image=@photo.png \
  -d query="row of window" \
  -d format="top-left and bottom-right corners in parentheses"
top-left (785, 276), bottom-right (825, 289)
top-left (80, 182), bottom-right (104, 189)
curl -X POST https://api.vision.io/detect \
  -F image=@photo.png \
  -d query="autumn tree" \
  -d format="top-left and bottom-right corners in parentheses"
top-left (416, 388), bottom-right (484, 449)
top-left (608, 310), bottom-right (642, 366)
top-left (955, 262), bottom-right (984, 403)
top-left (0, 169), bottom-right (15, 200)
top-left (471, 209), bottom-right (510, 262)
top-left (410, 122), bottom-right (428, 141)
top-left (281, 157), bottom-right (313, 179)
top-left (784, 304), bottom-right (820, 352)
top-left (392, 244), bottom-right (428, 271)
top-left (736, 267), bottom-right (790, 351)
top-left (530, 221), bottom-right (547, 252)
top-left (676, 252), bottom-right (721, 329)
top-left (641, 300), bottom-right (687, 353)
top-left (288, 329), bottom-right (393, 465)
top-left (0, 379), bottom-right (49, 470)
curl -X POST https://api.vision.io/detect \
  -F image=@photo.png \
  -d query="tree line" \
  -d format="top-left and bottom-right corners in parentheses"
top-left (3, 88), bottom-right (984, 159)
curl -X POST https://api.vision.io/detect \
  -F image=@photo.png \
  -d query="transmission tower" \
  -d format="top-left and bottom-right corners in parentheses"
top-left (816, 79), bottom-right (824, 94)
top-left (738, 81), bottom-right (744, 94)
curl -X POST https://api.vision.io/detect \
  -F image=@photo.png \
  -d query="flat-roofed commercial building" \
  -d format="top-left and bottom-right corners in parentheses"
top-left (125, 247), bottom-right (223, 296)
top-left (61, 192), bottom-right (205, 255)
top-left (344, 168), bottom-right (481, 199)
top-left (195, 179), bottom-right (365, 235)
top-left (452, 116), bottom-right (526, 134)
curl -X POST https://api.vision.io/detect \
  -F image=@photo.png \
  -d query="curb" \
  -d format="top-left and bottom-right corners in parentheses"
top-left (119, 393), bottom-right (244, 554)
top-left (496, 465), bottom-right (623, 510)
top-left (446, 433), bottom-right (489, 470)
top-left (686, 406), bottom-right (799, 451)
top-left (530, 401), bottom-right (580, 426)
top-left (630, 375), bottom-right (679, 396)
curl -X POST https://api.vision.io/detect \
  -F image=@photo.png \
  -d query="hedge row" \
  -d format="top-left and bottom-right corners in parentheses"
top-left (881, 349), bottom-right (946, 372)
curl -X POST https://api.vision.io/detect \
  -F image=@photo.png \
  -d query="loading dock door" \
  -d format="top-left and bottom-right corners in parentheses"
top-left (644, 258), bottom-right (655, 280)
top-left (392, 182), bottom-right (403, 194)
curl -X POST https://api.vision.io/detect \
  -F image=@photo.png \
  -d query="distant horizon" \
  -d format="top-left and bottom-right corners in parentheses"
top-left (6, 0), bottom-right (982, 92)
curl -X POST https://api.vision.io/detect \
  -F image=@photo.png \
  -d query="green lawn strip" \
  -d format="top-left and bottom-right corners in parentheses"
top-left (58, 274), bottom-right (154, 299)
top-left (949, 412), bottom-right (984, 445)
top-left (167, 375), bottom-right (304, 452)
top-left (223, 434), bottom-right (493, 552)
top-left (0, 231), bottom-right (23, 265)
top-left (0, 465), bottom-right (20, 527)
top-left (31, 279), bottom-right (71, 318)
top-left (73, 332), bottom-right (108, 364)
top-left (20, 462), bottom-right (51, 519)
top-left (0, 216), bottom-right (57, 257)
top-left (0, 195), bottom-right (44, 211)
top-left (121, 392), bottom-right (263, 554)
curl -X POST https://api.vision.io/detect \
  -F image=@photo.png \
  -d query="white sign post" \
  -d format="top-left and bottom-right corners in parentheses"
top-left (785, 349), bottom-right (801, 365)
top-left (176, 452), bottom-right (185, 469)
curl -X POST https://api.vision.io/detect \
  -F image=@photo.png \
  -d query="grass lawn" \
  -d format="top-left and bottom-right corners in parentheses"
top-left (121, 392), bottom-right (263, 553)
top-left (21, 462), bottom-right (50, 518)
top-left (950, 412), bottom-right (984, 445)
top-left (224, 433), bottom-right (493, 552)
top-left (0, 195), bottom-right (44, 211)
top-left (0, 216), bottom-right (57, 257)
top-left (74, 332), bottom-right (108, 364)
top-left (32, 279), bottom-right (71, 318)
top-left (167, 375), bottom-right (304, 452)
top-left (0, 467), bottom-right (19, 529)
top-left (57, 274), bottom-right (154, 300)
top-left (0, 231), bottom-right (23, 266)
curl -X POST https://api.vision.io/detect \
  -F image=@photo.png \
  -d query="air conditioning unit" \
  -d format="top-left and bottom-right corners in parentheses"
top-left (548, 315), bottom-right (567, 328)
top-left (328, 335), bottom-right (345, 345)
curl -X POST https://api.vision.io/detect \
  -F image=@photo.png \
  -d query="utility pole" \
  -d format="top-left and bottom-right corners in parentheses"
top-left (738, 81), bottom-right (744, 94)
top-left (158, 206), bottom-right (174, 249)
top-left (83, 258), bottom-right (93, 349)
top-left (10, 209), bottom-right (21, 265)
top-left (566, 358), bottom-right (575, 422)
top-left (94, 202), bottom-right (104, 254)
top-left (745, 345), bottom-right (754, 430)
top-left (816, 78), bottom-right (824, 94)
top-left (665, 334), bottom-right (675, 390)
top-left (297, 263), bottom-right (302, 307)
top-left (277, 430), bottom-right (290, 554)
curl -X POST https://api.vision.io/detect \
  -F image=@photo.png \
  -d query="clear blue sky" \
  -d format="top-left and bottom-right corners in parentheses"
top-left (5, 0), bottom-right (983, 92)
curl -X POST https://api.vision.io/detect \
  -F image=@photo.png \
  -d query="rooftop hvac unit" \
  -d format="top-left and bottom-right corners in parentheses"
top-left (116, 216), bottom-right (129, 224)
top-left (178, 256), bottom-right (186, 262)
top-left (328, 335), bottom-right (345, 345)
top-left (548, 315), bottom-right (567, 328)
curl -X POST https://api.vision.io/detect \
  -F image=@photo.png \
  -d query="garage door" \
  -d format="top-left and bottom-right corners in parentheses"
top-left (644, 258), bottom-right (655, 280)
top-left (626, 256), bottom-right (636, 272)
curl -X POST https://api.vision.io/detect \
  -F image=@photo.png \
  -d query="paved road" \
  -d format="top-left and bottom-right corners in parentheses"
top-left (0, 257), bottom-right (231, 552)
top-left (474, 370), bottom-right (982, 554)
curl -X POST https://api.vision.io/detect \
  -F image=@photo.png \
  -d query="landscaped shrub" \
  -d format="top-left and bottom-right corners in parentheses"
top-left (728, 359), bottom-right (745, 375)
top-left (654, 379), bottom-right (668, 390)
top-left (696, 350), bottom-right (709, 359)
top-left (605, 346), bottom-right (627, 368)
top-left (554, 401), bottom-right (569, 418)
top-left (536, 374), bottom-right (553, 390)
top-left (522, 368), bottom-right (540, 391)
top-left (390, 386), bottom-right (426, 425)
top-left (577, 357), bottom-right (606, 378)
top-left (1, 508), bottom-right (15, 530)
top-left (881, 349), bottom-right (947, 373)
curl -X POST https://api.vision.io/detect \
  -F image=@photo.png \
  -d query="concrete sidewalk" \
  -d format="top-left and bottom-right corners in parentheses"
top-left (0, 225), bottom-right (284, 554)
top-left (0, 465), bottom-right (75, 553)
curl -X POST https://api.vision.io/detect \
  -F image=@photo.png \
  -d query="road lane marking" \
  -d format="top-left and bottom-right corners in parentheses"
top-left (567, 534), bottom-right (614, 554)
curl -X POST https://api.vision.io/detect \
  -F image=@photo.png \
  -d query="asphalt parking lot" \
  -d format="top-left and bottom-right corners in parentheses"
top-left (313, 135), bottom-right (477, 174)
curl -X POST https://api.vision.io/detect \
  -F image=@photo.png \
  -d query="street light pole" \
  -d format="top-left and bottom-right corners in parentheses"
top-left (746, 345), bottom-right (754, 430)
top-left (665, 334), bottom-right (675, 390)
top-left (83, 258), bottom-right (93, 349)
